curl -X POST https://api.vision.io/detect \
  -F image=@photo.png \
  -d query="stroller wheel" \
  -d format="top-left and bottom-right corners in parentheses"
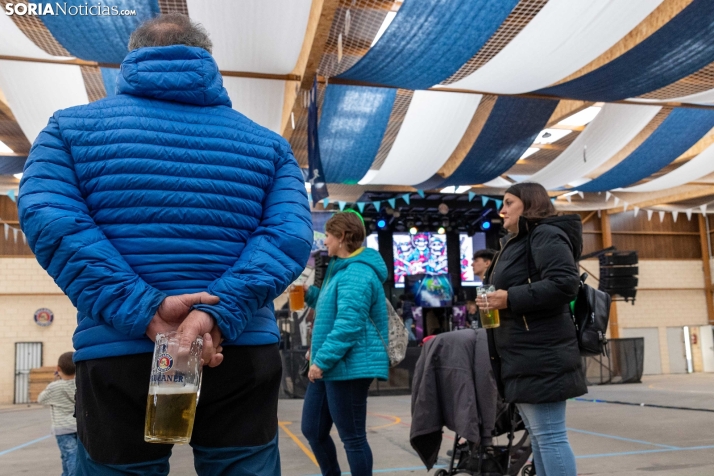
top-left (521, 463), bottom-right (535, 476)
top-left (435, 470), bottom-right (450, 476)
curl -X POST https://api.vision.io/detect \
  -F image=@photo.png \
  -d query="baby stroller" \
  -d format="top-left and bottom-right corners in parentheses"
top-left (410, 329), bottom-right (534, 476)
top-left (436, 403), bottom-right (534, 476)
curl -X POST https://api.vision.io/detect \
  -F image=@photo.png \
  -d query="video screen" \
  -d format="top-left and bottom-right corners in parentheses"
top-left (406, 274), bottom-right (454, 307)
top-left (393, 232), bottom-right (447, 285)
top-left (366, 232), bottom-right (488, 287)
top-left (461, 232), bottom-right (487, 287)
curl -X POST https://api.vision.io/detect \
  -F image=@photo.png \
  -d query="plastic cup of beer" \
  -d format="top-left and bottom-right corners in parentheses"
top-left (144, 331), bottom-right (203, 444)
top-left (477, 285), bottom-right (501, 329)
top-left (289, 283), bottom-right (305, 311)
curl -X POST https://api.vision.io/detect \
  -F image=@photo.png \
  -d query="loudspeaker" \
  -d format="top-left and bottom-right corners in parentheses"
top-left (599, 250), bottom-right (638, 303)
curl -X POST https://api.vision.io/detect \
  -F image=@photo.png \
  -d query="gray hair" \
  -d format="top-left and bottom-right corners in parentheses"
top-left (128, 13), bottom-right (213, 53)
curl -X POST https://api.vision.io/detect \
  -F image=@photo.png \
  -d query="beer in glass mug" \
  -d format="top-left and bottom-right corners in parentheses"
top-left (477, 285), bottom-right (501, 329)
top-left (289, 283), bottom-right (305, 311)
top-left (145, 331), bottom-right (203, 444)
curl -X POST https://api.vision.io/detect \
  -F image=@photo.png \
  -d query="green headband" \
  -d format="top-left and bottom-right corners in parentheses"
top-left (342, 209), bottom-right (365, 228)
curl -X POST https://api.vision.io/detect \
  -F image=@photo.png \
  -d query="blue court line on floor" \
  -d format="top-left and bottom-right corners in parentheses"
top-left (0, 435), bottom-right (51, 457)
top-left (576, 445), bottom-right (714, 459)
top-left (567, 427), bottom-right (679, 449)
top-left (304, 464), bottom-right (446, 475)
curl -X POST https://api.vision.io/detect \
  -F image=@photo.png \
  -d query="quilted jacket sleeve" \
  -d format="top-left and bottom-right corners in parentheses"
top-left (18, 116), bottom-right (166, 337)
top-left (312, 263), bottom-right (373, 372)
top-left (193, 144), bottom-right (313, 341)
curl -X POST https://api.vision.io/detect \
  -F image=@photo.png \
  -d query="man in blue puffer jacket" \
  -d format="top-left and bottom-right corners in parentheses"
top-left (18, 14), bottom-right (312, 475)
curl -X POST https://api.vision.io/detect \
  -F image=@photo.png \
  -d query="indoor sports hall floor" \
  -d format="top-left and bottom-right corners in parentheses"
top-left (2, 374), bottom-right (713, 475)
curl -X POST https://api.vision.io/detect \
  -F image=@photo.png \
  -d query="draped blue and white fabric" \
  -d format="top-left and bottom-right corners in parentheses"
top-left (578, 109), bottom-right (714, 192)
top-left (526, 104), bottom-right (661, 190)
top-left (5, 0), bottom-right (714, 199)
top-left (365, 90), bottom-right (482, 185)
top-left (339, 0), bottom-right (519, 89)
top-left (319, 85), bottom-right (396, 184)
top-left (29, 0), bottom-right (160, 63)
top-left (445, 0), bottom-right (662, 94)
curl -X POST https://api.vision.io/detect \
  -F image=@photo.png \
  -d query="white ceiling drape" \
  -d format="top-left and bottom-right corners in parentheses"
top-left (445, 0), bottom-right (663, 94)
top-left (364, 90), bottom-right (482, 185)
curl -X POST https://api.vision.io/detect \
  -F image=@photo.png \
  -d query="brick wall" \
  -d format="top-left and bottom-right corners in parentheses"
top-left (0, 258), bottom-right (75, 404)
top-left (580, 259), bottom-right (710, 374)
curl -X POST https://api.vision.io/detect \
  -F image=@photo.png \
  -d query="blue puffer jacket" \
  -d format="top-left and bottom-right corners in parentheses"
top-left (306, 248), bottom-right (389, 381)
top-left (18, 45), bottom-right (313, 362)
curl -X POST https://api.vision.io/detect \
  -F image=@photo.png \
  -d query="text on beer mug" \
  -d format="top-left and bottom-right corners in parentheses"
top-left (145, 331), bottom-right (203, 444)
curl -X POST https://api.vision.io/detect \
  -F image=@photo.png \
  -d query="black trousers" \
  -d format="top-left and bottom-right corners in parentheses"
top-left (75, 344), bottom-right (282, 465)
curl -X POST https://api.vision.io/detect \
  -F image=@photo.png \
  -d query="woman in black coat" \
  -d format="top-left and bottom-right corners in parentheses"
top-left (477, 182), bottom-right (586, 476)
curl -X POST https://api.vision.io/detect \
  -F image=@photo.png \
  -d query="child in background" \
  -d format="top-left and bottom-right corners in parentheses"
top-left (38, 352), bottom-right (77, 476)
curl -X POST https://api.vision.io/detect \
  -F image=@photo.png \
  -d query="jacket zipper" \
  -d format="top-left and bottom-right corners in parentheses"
top-left (488, 222), bottom-right (519, 284)
top-left (522, 315), bottom-right (530, 331)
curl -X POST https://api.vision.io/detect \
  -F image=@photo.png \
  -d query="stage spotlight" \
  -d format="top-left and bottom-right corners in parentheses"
top-left (437, 226), bottom-right (446, 234)
top-left (481, 221), bottom-right (491, 230)
top-left (409, 226), bottom-right (418, 235)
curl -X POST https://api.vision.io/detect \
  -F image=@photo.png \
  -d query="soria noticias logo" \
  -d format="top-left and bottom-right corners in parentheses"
top-left (4, 2), bottom-right (137, 16)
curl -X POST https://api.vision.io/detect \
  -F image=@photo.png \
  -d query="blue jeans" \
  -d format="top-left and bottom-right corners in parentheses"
top-left (301, 379), bottom-right (373, 476)
top-left (76, 435), bottom-right (280, 475)
top-left (404, 318), bottom-right (416, 341)
top-left (56, 433), bottom-right (78, 476)
top-left (517, 401), bottom-right (577, 476)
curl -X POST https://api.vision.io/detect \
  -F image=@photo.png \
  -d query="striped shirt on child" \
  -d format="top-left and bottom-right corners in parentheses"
top-left (38, 378), bottom-right (76, 435)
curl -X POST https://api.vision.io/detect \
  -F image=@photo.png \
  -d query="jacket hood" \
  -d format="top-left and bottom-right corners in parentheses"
top-left (331, 247), bottom-right (388, 283)
top-left (117, 45), bottom-right (232, 107)
top-left (526, 215), bottom-right (583, 260)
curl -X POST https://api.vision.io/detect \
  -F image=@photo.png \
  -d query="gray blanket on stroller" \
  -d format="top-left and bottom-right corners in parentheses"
top-left (410, 329), bottom-right (498, 470)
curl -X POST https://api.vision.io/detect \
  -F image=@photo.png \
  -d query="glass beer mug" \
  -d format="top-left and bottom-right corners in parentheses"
top-left (144, 332), bottom-right (203, 444)
top-left (477, 285), bottom-right (501, 329)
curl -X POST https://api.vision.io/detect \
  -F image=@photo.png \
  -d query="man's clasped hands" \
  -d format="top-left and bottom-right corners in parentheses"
top-left (146, 292), bottom-right (224, 367)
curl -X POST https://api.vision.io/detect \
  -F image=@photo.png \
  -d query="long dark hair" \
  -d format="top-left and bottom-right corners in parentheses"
top-left (504, 182), bottom-right (556, 220)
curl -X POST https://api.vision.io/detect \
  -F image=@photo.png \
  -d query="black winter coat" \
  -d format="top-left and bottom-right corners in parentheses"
top-left (486, 215), bottom-right (587, 403)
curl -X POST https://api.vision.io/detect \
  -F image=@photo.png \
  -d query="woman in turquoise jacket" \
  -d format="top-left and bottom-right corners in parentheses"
top-left (301, 211), bottom-right (389, 476)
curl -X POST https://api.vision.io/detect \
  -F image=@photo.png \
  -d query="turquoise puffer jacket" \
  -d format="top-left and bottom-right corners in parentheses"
top-left (306, 248), bottom-right (389, 381)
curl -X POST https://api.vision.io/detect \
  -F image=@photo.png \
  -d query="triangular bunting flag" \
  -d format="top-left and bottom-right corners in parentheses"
top-left (7, 189), bottom-right (15, 202)
top-left (3, 223), bottom-right (7, 240)
top-left (551, 198), bottom-right (556, 204)
top-left (12, 228), bottom-right (17, 243)
top-left (387, 198), bottom-right (396, 208)
top-left (634, 207), bottom-right (639, 217)
top-left (672, 211), bottom-right (679, 222)
top-left (613, 197), bottom-right (620, 206)
top-left (357, 202), bottom-right (366, 213)
top-left (22, 232), bottom-right (26, 244)
top-left (495, 199), bottom-right (503, 210)
top-left (373, 200), bottom-right (381, 211)
top-left (702, 204), bottom-right (708, 215)
top-left (481, 196), bottom-right (489, 207)
top-left (322, 198), bottom-right (330, 208)
top-left (402, 193), bottom-right (411, 205)
top-left (606, 191), bottom-right (612, 201)
top-left (686, 209), bottom-right (693, 221)
top-left (468, 191), bottom-right (476, 202)
top-left (338, 201), bottom-right (347, 211)
top-left (565, 195), bottom-right (571, 203)
top-left (659, 211), bottom-right (665, 223)
top-left (647, 210), bottom-right (653, 221)
top-left (623, 202), bottom-right (628, 212)
top-left (597, 210), bottom-right (601, 218)
top-left (417, 189), bottom-right (425, 198)
top-left (577, 191), bottom-right (584, 199)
